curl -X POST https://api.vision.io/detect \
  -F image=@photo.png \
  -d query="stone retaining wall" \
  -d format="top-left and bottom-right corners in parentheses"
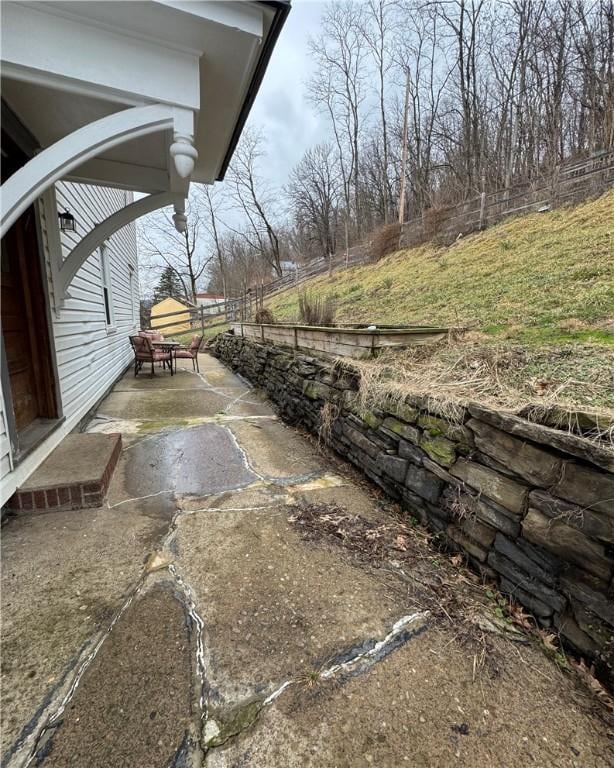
top-left (212, 333), bottom-right (614, 684)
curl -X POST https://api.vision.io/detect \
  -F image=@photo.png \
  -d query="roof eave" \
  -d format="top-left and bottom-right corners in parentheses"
top-left (215, 0), bottom-right (290, 181)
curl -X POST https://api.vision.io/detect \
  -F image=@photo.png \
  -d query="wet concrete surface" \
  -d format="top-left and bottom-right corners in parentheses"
top-left (114, 423), bottom-right (257, 500)
top-left (98, 388), bottom-right (233, 421)
top-left (35, 586), bottom-right (194, 768)
top-left (2, 353), bottom-right (613, 767)
top-left (228, 419), bottom-right (325, 479)
top-left (1, 503), bottom-right (171, 761)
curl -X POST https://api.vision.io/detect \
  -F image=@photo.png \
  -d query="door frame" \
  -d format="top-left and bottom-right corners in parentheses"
top-left (0, 341), bottom-right (18, 461)
top-left (1, 101), bottom-right (63, 462)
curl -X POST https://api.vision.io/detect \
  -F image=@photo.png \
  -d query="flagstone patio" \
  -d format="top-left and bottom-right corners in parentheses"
top-left (1, 353), bottom-right (612, 768)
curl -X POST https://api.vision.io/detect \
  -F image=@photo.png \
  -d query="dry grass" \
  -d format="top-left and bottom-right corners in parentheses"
top-left (342, 331), bottom-right (614, 441)
top-left (269, 191), bottom-right (614, 340)
top-left (298, 289), bottom-right (336, 326)
top-left (255, 307), bottom-right (276, 324)
top-left (365, 222), bottom-right (402, 262)
top-left (268, 191), bottom-right (614, 411)
top-left (318, 400), bottom-right (340, 446)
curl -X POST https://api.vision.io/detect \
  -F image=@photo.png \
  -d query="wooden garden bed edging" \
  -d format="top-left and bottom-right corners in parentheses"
top-left (230, 322), bottom-right (449, 359)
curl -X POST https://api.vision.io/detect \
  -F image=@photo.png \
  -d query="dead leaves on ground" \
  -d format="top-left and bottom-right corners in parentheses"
top-left (287, 501), bottom-right (512, 640)
top-left (289, 502), bottom-right (420, 564)
top-left (571, 659), bottom-right (614, 714)
top-left (536, 628), bottom-right (559, 653)
top-left (287, 501), bottom-right (614, 711)
top-left (393, 534), bottom-right (409, 551)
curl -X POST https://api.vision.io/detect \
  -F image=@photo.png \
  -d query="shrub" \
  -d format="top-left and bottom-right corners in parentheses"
top-left (366, 222), bottom-right (401, 262)
top-left (298, 290), bottom-right (336, 326)
top-left (255, 307), bottom-right (276, 324)
top-left (422, 204), bottom-right (455, 240)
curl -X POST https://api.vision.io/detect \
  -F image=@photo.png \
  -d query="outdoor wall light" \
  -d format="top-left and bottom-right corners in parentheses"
top-left (58, 209), bottom-right (77, 232)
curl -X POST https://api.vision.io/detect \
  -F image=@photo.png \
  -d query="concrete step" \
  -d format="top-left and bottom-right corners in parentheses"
top-left (9, 432), bottom-right (122, 513)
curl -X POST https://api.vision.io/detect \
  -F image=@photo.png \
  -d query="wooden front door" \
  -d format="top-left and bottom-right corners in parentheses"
top-left (1, 127), bottom-right (58, 436)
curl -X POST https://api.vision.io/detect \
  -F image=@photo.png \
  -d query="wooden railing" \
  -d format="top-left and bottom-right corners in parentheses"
top-left (147, 150), bottom-right (614, 335)
top-left (400, 148), bottom-right (614, 247)
top-left (149, 299), bottom-right (242, 334)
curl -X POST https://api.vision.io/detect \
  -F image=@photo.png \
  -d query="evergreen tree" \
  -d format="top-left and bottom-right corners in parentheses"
top-left (153, 266), bottom-right (185, 304)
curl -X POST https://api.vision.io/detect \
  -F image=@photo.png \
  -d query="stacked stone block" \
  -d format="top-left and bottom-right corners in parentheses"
top-left (212, 332), bottom-right (614, 684)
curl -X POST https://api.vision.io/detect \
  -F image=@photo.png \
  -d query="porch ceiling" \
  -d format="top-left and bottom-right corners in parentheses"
top-left (1, 80), bottom-right (171, 192)
top-left (1, 0), bottom-right (289, 191)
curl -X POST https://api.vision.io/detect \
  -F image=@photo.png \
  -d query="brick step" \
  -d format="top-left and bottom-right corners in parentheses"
top-left (9, 433), bottom-right (122, 513)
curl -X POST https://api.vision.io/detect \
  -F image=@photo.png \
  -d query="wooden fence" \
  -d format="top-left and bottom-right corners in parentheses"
top-left (147, 291), bottom-right (272, 334)
top-left (400, 149), bottom-right (614, 247)
top-left (235, 149), bottom-right (614, 305)
top-left (147, 150), bottom-right (613, 334)
top-left (146, 300), bottom-right (240, 334)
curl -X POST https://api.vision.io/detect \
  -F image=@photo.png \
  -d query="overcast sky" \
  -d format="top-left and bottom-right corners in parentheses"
top-left (245, 0), bottom-right (326, 189)
top-left (138, 1), bottom-right (327, 294)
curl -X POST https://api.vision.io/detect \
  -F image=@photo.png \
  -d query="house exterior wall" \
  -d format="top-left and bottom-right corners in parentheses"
top-left (0, 392), bottom-right (12, 482)
top-left (0, 181), bottom-right (139, 505)
top-left (51, 182), bottom-right (139, 417)
top-left (195, 294), bottom-right (224, 308)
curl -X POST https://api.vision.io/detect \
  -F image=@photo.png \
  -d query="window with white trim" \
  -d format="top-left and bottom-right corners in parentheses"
top-left (100, 244), bottom-right (114, 327)
top-left (128, 264), bottom-right (137, 326)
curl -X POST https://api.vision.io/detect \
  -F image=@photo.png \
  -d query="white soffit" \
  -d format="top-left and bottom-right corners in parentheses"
top-left (1, 1), bottom-right (287, 190)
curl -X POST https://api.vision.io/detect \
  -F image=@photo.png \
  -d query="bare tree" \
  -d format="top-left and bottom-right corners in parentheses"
top-left (393, 1), bottom-right (454, 213)
top-left (569, 0), bottom-right (614, 154)
top-left (138, 195), bottom-right (212, 304)
top-left (226, 128), bottom-right (283, 277)
top-left (286, 143), bottom-right (341, 259)
top-left (208, 0), bottom-right (614, 294)
top-left (360, 0), bottom-right (395, 221)
top-left (194, 184), bottom-right (228, 300)
top-left (206, 231), bottom-right (272, 297)
top-left (309, 0), bottom-right (368, 241)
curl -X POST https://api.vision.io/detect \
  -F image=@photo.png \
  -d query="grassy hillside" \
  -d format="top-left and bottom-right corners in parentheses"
top-left (168, 324), bottom-right (229, 346)
top-left (268, 191), bottom-right (614, 346)
top-left (266, 191), bottom-right (614, 411)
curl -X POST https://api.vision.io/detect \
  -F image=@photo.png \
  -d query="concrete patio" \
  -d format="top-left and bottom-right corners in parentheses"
top-left (1, 353), bottom-right (612, 768)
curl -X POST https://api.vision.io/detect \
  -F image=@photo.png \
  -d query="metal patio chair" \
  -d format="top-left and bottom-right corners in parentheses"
top-left (174, 334), bottom-right (203, 372)
top-left (129, 334), bottom-right (173, 377)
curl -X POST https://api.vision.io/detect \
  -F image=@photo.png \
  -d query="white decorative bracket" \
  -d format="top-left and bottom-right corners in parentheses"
top-left (54, 191), bottom-right (179, 309)
top-left (173, 210), bottom-right (188, 233)
top-left (172, 198), bottom-right (188, 233)
top-left (1, 103), bottom-right (176, 239)
top-left (170, 134), bottom-right (198, 179)
top-left (168, 111), bottom-right (197, 232)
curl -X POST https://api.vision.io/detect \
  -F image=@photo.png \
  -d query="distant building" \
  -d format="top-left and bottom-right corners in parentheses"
top-left (195, 292), bottom-right (225, 314)
top-left (280, 260), bottom-right (298, 276)
top-left (150, 297), bottom-right (192, 335)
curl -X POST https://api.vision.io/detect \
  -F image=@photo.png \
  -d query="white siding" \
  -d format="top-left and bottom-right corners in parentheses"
top-left (0, 182), bottom-right (139, 505)
top-left (0, 392), bottom-right (13, 481)
top-left (52, 182), bottom-right (139, 419)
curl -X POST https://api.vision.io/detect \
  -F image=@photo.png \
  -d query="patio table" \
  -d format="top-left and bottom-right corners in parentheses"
top-left (151, 340), bottom-right (180, 375)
